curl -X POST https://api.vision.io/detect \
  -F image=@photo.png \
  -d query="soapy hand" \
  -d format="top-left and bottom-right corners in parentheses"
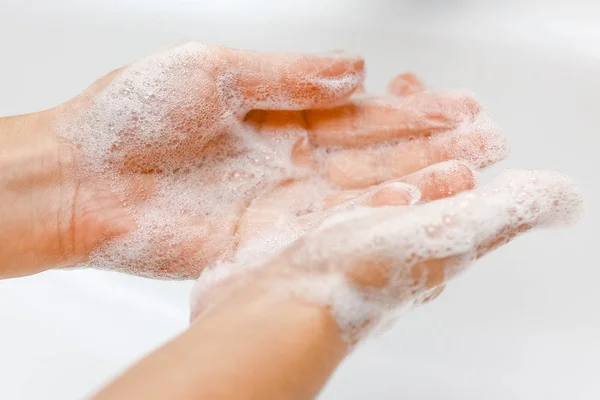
top-left (48, 43), bottom-right (506, 278)
top-left (191, 169), bottom-right (583, 342)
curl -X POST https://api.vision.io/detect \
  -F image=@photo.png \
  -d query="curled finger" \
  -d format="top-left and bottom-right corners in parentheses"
top-left (307, 92), bottom-right (480, 147)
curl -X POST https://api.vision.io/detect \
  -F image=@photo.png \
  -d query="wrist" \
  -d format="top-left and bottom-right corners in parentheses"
top-left (188, 284), bottom-right (348, 399)
top-left (0, 110), bottom-right (79, 277)
top-left (191, 260), bottom-right (387, 346)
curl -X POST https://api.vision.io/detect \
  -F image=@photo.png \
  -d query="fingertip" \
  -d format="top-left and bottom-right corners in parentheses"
top-left (324, 182), bottom-right (420, 210)
top-left (492, 169), bottom-right (584, 227)
top-left (387, 72), bottom-right (426, 96)
top-left (242, 53), bottom-right (365, 110)
top-left (444, 160), bottom-right (477, 191)
top-left (370, 182), bottom-right (421, 206)
top-left (462, 95), bottom-right (482, 119)
top-left (319, 54), bottom-right (365, 79)
top-left (437, 92), bottom-right (482, 121)
top-left (307, 55), bottom-right (365, 107)
top-left (433, 117), bottom-right (509, 170)
top-left (402, 160), bottom-right (476, 202)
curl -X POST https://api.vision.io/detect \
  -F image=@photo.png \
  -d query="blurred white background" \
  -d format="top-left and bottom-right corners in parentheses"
top-left (1, 1), bottom-right (599, 399)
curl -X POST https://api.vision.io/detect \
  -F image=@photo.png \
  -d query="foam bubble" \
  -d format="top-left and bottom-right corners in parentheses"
top-left (52, 44), bottom-right (368, 278)
top-left (48, 43), bottom-right (583, 344)
top-left (52, 43), bottom-right (503, 280)
top-left (191, 169), bottom-right (583, 343)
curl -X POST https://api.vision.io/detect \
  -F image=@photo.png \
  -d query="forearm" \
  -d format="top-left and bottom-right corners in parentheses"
top-left (0, 111), bottom-right (76, 277)
top-left (93, 288), bottom-right (348, 400)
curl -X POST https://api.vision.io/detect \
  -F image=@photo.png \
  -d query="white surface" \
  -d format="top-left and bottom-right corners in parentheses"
top-left (1, 1), bottom-right (599, 399)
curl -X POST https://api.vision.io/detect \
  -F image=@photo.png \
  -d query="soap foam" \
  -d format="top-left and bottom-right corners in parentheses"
top-left (54, 44), bottom-right (363, 277)
top-left (53, 43), bottom-right (507, 279)
top-left (191, 169), bottom-right (583, 343)
top-left (50, 43), bottom-right (583, 344)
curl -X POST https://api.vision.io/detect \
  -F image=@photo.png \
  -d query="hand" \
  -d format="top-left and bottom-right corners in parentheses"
top-left (191, 169), bottom-right (583, 342)
top-left (31, 43), bottom-right (504, 278)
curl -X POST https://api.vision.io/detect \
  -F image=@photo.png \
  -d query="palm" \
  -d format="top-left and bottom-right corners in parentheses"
top-left (54, 43), bottom-right (505, 278)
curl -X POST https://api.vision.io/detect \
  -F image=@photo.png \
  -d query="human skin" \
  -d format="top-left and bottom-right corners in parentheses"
top-left (0, 105), bottom-right (472, 399)
top-left (0, 43), bottom-right (498, 279)
top-left (95, 167), bottom-right (581, 400)
top-left (1, 44), bottom-right (517, 399)
top-left (0, 113), bottom-right (461, 399)
top-left (93, 287), bottom-right (348, 400)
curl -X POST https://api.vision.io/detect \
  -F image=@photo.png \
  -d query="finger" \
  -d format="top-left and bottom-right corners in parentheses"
top-left (345, 161), bottom-right (475, 207)
top-left (306, 92), bottom-right (480, 147)
top-left (369, 183), bottom-right (420, 207)
top-left (323, 121), bottom-right (508, 189)
top-left (412, 170), bottom-right (582, 285)
top-left (324, 182), bottom-right (421, 209)
top-left (345, 255), bottom-right (458, 296)
top-left (243, 109), bottom-right (318, 167)
top-left (230, 50), bottom-right (365, 110)
top-left (292, 182), bottom-right (420, 242)
top-left (399, 160), bottom-right (476, 202)
top-left (286, 169), bottom-right (583, 297)
top-left (353, 72), bottom-right (423, 98)
top-left (475, 223), bottom-right (531, 259)
top-left (387, 72), bottom-right (426, 97)
top-left (235, 181), bottom-right (421, 269)
top-left (408, 171), bottom-right (582, 285)
top-left (400, 222), bottom-right (523, 304)
top-left (330, 49), bottom-right (364, 95)
top-left (240, 179), bottom-right (420, 244)
top-left (244, 109), bottom-right (307, 135)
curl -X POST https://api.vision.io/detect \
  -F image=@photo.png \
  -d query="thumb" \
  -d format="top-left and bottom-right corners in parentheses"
top-left (228, 49), bottom-right (365, 111)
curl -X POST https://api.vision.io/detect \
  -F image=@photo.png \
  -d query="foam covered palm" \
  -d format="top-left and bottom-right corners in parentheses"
top-left (53, 43), bottom-right (506, 278)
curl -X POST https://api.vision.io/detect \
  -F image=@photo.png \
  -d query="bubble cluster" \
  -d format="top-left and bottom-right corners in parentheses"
top-left (53, 43), bottom-right (367, 278)
top-left (191, 169), bottom-right (583, 343)
top-left (52, 43), bottom-right (512, 280)
top-left (51, 42), bottom-right (582, 343)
